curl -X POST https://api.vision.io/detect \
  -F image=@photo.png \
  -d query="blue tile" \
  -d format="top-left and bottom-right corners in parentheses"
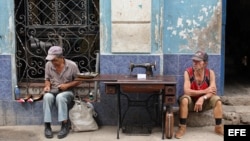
top-left (13, 102), bottom-right (33, 117)
top-left (0, 60), bottom-right (11, 80)
top-left (31, 101), bottom-right (43, 117)
top-left (179, 55), bottom-right (193, 76)
top-left (100, 55), bottom-right (160, 75)
top-left (1, 101), bottom-right (14, 116)
top-left (0, 55), bottom-right (11, 60)
top-left (0, 81), bottom-right (12, 100)
top-left (176, 75), bottom-right (184, 98)
top-left (164, 54), bottom-right (178, 75)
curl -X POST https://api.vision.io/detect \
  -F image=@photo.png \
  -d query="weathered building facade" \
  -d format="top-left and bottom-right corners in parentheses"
top-left (0, 0), bottom-right (225, 125)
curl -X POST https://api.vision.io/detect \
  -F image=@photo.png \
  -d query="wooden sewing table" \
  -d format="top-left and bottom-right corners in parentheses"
top-left (76, 74), bottom-right (177, 139)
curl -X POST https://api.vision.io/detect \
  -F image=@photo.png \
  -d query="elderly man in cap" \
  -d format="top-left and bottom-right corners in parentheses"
top-left (175, 50), bottom-right (224, 139)
top-left (43, 46), bottom-right (81, 139)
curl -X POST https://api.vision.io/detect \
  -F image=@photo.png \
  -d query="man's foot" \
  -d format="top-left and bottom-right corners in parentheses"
top-left (44, 123), bottom-right (53, 138)
top-left (57, 121), bottom-right (70, 139)
top-left (215, 124), bottom-right (224, 135)
top-left (175, 124), bottom-right (186, 139)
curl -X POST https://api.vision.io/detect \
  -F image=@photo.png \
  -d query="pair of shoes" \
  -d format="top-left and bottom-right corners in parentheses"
top-left (16, 94), bottom-right (32, 103)
top-left (57, 121), bottom-right (70, 139)
top-left (175, 124), bottom-right (186, 139)
top-left (16, 94), bottom-right (43, 103)
top-left (215, 124), bottom-right (224, 135)
top-left (44, 123), bottom-right (53, 138)
top-left (26, 94), bottom-right (44, 102)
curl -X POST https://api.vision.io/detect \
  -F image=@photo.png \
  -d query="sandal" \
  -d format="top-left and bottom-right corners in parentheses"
top-left (31, 94), bottom-right (44, 102)
top-left (27, 97), bottom-right (34, 103)
top-left (16, 98), bottom-right (25, 103)
top-left (16, 94), bottom-right (32, 103)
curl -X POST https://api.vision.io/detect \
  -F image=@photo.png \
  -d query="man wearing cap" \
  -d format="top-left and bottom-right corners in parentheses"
top-left (43, 46), bottom-right (81, 139)
top-left (175, 51), bottom-right (224, 139)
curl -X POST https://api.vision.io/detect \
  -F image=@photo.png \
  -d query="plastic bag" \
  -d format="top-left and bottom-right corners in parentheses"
top-left (69, 100), bottom-right (98, 132)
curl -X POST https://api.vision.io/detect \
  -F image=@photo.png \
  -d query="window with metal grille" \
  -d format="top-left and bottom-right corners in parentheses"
top-left (15, 0), bottom-right (100, 83)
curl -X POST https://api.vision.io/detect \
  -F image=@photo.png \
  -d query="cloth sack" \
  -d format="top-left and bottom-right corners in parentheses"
top-left (69, 100), bottom-right (98, 132)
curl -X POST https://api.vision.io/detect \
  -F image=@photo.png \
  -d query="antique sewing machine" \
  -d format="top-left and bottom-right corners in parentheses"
top-left (129, 61), bottom-right (156, 77)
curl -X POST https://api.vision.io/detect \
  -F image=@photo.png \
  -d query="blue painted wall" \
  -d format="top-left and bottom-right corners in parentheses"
top-left (98, 0), bottom-right (223, 125)
top-left (163, 0), bottom-right (221, 53)
top-left (0, 0), bottom-right (225, 125)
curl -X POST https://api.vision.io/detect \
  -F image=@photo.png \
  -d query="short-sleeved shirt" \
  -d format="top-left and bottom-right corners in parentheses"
top-left (45, 59), bottom-right (80, 90)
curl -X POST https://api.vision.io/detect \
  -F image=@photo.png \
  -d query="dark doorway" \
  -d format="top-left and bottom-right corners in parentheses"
top-left (225, 0), bottom-right (250, 84)
top-left (224, 0), bottom-right (250, 96)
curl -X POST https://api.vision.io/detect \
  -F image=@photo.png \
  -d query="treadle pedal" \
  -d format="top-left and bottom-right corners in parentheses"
top-left (122, 125), bottom-right (152, 136)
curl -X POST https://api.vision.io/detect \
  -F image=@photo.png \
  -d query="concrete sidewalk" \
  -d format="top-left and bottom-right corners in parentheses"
top-left (0, 125), bottom-right (223, 141)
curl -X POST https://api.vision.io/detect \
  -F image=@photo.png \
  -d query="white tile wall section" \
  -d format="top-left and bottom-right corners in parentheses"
top-left (111, 0), bottom-right (151, 53)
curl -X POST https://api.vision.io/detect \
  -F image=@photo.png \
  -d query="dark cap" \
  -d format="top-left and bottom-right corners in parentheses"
top-left (191, 50), bottom-right (208, 62)
top-left (46, 46), bottom-right (63, 60)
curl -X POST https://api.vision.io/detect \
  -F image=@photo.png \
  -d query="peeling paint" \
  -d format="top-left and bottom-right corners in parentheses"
top-left (186, 19), bottom-right (192, 26)
top-left (179, 1), bottom-right (222, 53)
top-left (163, 0), bottom-right (221, 54)
top-left (172, 30), bottom-right (177, 35)
top-left (192, 20), bottom-right (200, 27)
top-left (177, 18), bottom-right (183, 28)
top-left (159, 6), bottom-right (164, 51)
top-left (167, 27), bottom-right (173, 30)
top-left (201, 7), bottom-right (209, 16)
top-left (198, 16), bottom-right (203, 21)
top-left (154, 14), bottom-right (159, 46)
top-left (9, 15), bottom-right (15, 52)
top-left (179, 30), bottom-right (187, 39)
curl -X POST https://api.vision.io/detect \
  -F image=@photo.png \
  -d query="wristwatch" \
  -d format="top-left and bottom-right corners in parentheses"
top-left (203, 95), bottom-right (207, 100)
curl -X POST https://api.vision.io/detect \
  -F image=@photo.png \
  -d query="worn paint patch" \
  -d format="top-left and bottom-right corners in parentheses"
top-left (0, 0), bottom-right (15, 54)
top-left (179, 1), bottom-right (222, 53)
top-left (164, 0), bottom-right (221, 53)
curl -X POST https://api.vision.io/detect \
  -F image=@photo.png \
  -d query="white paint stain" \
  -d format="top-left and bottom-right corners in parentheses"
top-left (8, 15), bottom-right (15, 52)
top-left (154, 14), bottom-right (159, 43)
top-left (177, 18), bottom-right (183, 28)
top-left (167, 27), bottom-right (173, 30)
top-left (186, 19), bottom-right (192, 26)
top-left (172, 30), bottom-right (177, 35)
top-left (179, 30), bottom-right (187, 39)
top-left (201, 7), bottom-right (208, 16)
top-left (192, 20), bottom-right (200, 26)
top-left (198, 16), bottom-right (203, 21)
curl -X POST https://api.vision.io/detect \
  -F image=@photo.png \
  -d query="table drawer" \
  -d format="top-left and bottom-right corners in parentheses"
top-left (164, 95), bottom-right (176, 104)
top-left (120, 84), bottom-right (164, 94)
top-left (165, 86), bottom-right (176, 95)
top-left (105, 84), bottom-right (117, 94)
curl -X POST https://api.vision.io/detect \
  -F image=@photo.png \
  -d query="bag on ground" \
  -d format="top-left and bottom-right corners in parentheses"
top-left (69, 100), bottom-right (98, 132)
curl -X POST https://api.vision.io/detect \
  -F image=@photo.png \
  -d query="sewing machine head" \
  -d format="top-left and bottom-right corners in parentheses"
top-left (129, 61), bottom-right (156, 77)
